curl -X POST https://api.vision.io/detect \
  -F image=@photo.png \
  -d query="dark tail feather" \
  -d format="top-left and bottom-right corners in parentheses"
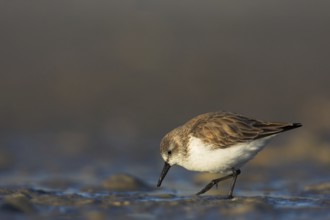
top-left (256, 122), bottom-right (302, 139)
top-left (281, 123), bottom-right (302, 132)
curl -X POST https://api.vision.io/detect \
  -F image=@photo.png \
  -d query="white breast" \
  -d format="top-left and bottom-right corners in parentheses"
top-left (178, 135), bottom-right (275, 173)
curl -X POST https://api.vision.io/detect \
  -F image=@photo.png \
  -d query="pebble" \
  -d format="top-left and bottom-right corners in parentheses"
top-left (304, 182), bottom-right (330, 194)
top-left (2, 193), bottom-right (36, 213)
top-left (101, 173), bottom-right (152, 191)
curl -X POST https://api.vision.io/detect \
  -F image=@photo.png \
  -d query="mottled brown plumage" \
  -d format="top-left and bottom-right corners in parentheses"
top-left (185, 111), bottom-right (301, 149)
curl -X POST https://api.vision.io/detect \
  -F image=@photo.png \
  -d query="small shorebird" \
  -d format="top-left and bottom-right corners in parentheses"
top-left (156, 111), bottom-right (301, 198)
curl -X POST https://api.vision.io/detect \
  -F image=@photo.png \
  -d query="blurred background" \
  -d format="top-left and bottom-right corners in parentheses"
top-left (0, 1), bottom-right (329, 187)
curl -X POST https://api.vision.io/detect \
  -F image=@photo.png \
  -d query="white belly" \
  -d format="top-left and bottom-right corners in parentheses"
top-left (178, 135), bottom-right (275, 173)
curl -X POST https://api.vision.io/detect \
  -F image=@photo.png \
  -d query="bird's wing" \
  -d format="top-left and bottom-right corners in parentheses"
top-left (188, 112), bottom-right (300, 149)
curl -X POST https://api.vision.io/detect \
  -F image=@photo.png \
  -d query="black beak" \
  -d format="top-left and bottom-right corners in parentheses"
top-left (157, 162), bottom-right (171, 187)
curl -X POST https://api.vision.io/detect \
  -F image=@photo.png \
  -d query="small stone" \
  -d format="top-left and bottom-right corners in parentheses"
top-left (304, 182), bottom-right (330, 194)
top-left (101, 173), bottom-right (152, 191)
top-left (2, 193), bottom-right (36, 213)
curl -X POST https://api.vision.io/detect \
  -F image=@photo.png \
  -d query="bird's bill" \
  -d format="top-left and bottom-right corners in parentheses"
top-left (157, 162), bottom-right (171, 187)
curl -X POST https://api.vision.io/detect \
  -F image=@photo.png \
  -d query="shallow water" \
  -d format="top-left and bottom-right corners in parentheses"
top-left (0, 123), bottom-right (329, 219)
top-left (0, 169), bottom-right (329, 220)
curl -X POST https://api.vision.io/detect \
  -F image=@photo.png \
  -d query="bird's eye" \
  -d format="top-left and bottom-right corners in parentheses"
top-left (167, 150), bottom-right (172, 155)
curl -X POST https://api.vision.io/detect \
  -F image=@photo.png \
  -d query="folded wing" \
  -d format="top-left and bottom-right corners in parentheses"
top-left (188, 112), bottom-right (301, 149)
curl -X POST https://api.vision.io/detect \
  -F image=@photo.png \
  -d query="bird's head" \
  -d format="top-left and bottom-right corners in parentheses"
top-left (157, 129), bottom-right (184, 187)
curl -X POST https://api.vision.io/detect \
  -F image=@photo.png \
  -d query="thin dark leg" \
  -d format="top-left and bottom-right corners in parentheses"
top-left (196, 168), bottom-right (241, 197)
top-left (196, 173), bottom-right (234, 195)
top-left (226, 169), bottom-right (241, 199)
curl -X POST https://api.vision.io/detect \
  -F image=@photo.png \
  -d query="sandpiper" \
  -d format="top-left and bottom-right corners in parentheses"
top-left (156, 111), bottom-right (301, 198)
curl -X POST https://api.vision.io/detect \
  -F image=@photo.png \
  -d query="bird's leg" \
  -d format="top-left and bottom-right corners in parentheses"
top-left (196, 173), bottom-right (234, 196)
top-left (226, 168), bottom-right (241, 199)
top-left (196, 168), bottom-right (241, 197)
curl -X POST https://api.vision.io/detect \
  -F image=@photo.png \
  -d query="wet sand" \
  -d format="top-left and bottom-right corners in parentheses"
top-left (0, 126), bottom-right (330, 219)
top-left (0, 168), bottom-right (329, 220)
